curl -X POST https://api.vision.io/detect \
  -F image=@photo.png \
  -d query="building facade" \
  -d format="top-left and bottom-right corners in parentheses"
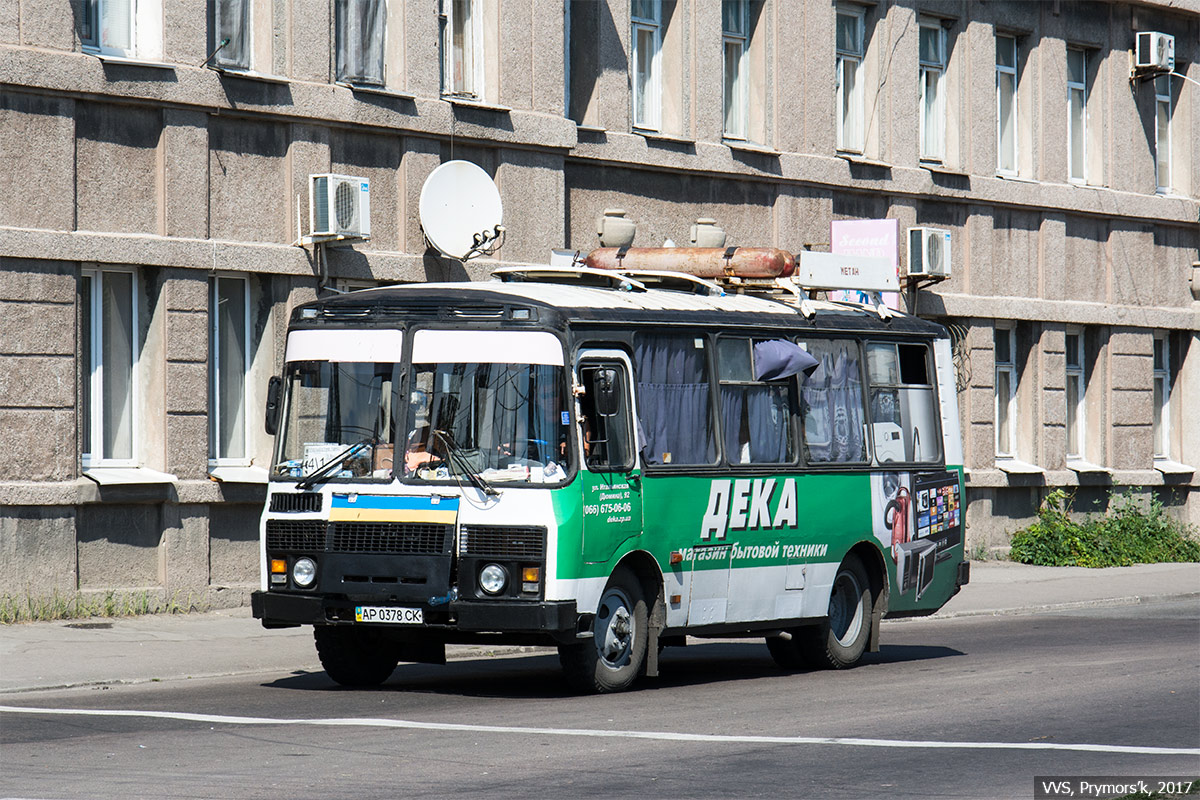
top-left (1, 0), bottom-right (1197, 606)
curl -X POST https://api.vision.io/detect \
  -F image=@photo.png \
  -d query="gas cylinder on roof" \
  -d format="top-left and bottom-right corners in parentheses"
top-left (584, 247), bottom-right (795, 279)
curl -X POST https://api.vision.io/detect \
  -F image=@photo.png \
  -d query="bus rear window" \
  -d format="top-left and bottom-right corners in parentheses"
top-left (867, 342), bottom-right (941, 463)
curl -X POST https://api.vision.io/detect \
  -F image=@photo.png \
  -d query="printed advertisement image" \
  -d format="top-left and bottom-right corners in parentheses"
top-left (870, 471), bottom-right (962, 601)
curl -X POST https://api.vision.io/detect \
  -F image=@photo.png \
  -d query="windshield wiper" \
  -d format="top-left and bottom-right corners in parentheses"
top-left (294, 439), bottom-right (372, 490)
top-left (432, 430), bottom-right (499, 497)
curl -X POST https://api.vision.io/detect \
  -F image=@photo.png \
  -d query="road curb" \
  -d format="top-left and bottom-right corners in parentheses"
top-left (913, 591), bottom-right (1200, 622)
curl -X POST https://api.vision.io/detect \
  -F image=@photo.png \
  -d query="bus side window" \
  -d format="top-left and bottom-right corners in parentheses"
top-left (796, 338), bottom-right (869, 464)
top-left (716, 337), bottom-right (795, 465)
top-left (866, 342), bottom-right (941, 463)
top-left (580, 364), bottom-right (634, 472)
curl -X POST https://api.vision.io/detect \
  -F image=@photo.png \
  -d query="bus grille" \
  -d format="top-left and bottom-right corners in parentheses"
top-left (329, 522), bottom-right (451, 554)
top-left (265, 520), bottom-right (326, 552)
top-left (269, 492), bottom-right (323, 513)
top-left (266, 520), bottom-right (452, 555)
top-left (460, 525), bottom-right (546, 559)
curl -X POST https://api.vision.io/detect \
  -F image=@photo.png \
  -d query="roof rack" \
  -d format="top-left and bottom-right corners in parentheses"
top-left (613, 269), bottom-right (725, 297)
top-left (491, 265), bottom-right (647, 292)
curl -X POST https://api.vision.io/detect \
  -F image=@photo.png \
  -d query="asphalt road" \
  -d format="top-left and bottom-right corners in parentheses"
top-left (2, 600), bottom-right (1198, 800)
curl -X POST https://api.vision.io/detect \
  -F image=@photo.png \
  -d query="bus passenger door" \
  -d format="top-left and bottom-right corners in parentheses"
top-left (577, 354), bottom-right (644, 564)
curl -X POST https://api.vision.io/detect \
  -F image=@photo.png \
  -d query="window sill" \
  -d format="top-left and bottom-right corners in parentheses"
top-left (1154, 459), bottom-right (1194, 477)
top-left (726, 140), bottom-right (779, 156)
top-left (996, 459), bottom-right (1044, 475)
top-left (208, 465), bottom-right (269, 484)
top-left (443, 96), bottom-right (511, 113)
top-left (575, 124), bottom-right (607, 134)
top-left (921, 162), bottom-right (968, 177)
top-left (338, 81), bottom-right (414, 99)
top-left (1065, 459), bottom-right (1110, 476)
top-left (84, 467), bottom-right (178, 486)
top-left (837, 153), bottom-right (892, 168)
top-left (86, 51), bottom-right (175, 70)
top-left (995, 172), bottom-right (1037, 184)
top-left (636, 130), bottom-right (694, 145)
top-left (213, 67), bottom-right (290, 85)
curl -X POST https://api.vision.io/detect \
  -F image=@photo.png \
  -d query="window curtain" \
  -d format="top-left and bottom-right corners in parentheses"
top-left (720, 385), bottom-right (789, 464)
top-left (634, 335), bottom-right (716, 465)
top-left (801, 344), bottom-right (866, 463)
top-left (338, 0), bottom-right (386, 85)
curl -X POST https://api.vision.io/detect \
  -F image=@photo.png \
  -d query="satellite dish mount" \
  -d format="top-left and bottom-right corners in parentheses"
top-left (419, 160), bottom-right (505, 261)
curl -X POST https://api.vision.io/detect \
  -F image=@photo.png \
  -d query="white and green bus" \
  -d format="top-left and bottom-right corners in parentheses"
top-left (252, 253), bottom-right (969, 693)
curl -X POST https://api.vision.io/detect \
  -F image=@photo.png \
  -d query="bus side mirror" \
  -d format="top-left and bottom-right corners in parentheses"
top-left (265, 376), bottom-right (282, 436)
top-left (594, 368), bottom-right (621, 417)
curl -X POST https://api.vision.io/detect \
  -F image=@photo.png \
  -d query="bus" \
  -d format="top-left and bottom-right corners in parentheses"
top-left (251, 250), bottom-right (969, 693)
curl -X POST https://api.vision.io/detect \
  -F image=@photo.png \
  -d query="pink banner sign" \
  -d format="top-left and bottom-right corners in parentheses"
top-left (830, 218), bottom-right (899, 308)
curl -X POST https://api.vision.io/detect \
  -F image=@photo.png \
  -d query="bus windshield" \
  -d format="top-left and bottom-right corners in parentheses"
top-left (273, 360), bottom-right (397, 481)
top-left (404, 362), bottom-right (567, 485)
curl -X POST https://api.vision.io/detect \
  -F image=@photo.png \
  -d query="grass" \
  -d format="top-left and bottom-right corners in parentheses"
top-left (0, 589), bottom-right (204, 624)
top-left (1010, 488), bottom-right (1200, 568)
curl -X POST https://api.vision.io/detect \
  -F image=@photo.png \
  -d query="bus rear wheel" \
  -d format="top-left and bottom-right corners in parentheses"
top-left (314, 626), bottom-right (401, 687)
top-left (798, 555), bottom-right (873, 670)
top-left (559, 567), bottom-right (648, 693)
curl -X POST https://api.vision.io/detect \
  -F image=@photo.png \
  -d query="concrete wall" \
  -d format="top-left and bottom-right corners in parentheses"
top-left (0, 0), bottom-right (1197, 604)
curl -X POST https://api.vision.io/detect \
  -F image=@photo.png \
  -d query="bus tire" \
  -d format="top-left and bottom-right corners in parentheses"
top-left (765, 632), bottom-right (808, 671)
top-left (799, 555), bottom-right (873, 670)
top-left (314, 626), bottom-right (400, 687)
top-left (558, 567), bottom-right (648, 693)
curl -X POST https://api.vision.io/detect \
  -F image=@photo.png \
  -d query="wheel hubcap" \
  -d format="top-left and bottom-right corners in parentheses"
top-left (596, 589), bottom-right (633, 666)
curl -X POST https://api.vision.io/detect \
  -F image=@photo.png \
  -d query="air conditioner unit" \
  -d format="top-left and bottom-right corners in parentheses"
top-left (908, 227), bottom-right (951, 277)
top-left (310, 174), bottom-right (371, 238)
top-left (1135, 32), bottom-right (1175, 72)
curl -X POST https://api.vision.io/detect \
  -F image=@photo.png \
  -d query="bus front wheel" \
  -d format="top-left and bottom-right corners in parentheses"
top-left (798, 555), bottom-right (873, 669)
top-left (559, 567), bottom-right (648, 693)
top-left (314, 626), bottom-right (400, 687)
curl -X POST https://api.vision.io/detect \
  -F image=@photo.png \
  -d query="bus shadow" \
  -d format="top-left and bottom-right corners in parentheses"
top-left (262, 641), bottom-right (965, 698)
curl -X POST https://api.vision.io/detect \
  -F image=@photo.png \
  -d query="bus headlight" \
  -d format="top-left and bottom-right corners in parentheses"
top-left (292, 557), bottom-right (317, 588)
top-left (479, 563), bottom-right (508, 595)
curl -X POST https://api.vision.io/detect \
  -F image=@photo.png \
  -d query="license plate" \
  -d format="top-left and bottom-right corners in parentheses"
top-left (355, 606), bottom-right (424, 624)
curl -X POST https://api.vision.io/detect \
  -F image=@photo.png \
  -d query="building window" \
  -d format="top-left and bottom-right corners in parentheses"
top-left (994, 326), bottom-right (1017, 459)
top-left (81, 269), bottom-right (139, 466)
top-left (631, 0), bottom-right (662, 130)
top-left (1067, 47), bottom-right (1087, 182)
top-left (835, 4), bottom-right (865, 152)
top-left (442, 0), bottom-right (481, 98)
top-left (337, 0), bottom-right (386, 86)
top-left (919, 19), bottom-right (945, 161)
top-left (996, 33), bottom-right (1018, 174)
top-left (1153, 333), bottom-right (1171, 460)
top-left (80, 0), bottom-right (162, 59)
top-left (210, 276), bottom-right (250, 464)
top-left (1064, 329), bottom-right (1085, 459)
top-left (722, 0), bottom-right (749, 140)
top-left (213, 0), bottom-right (251, 70)
top-left (1155, 75), bottom-right (1172, 192)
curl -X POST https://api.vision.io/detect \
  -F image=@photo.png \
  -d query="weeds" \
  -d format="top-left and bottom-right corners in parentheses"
top-left (1010, 488), bottom-right (1200, 568)
top-left (0, 590), bottom-right (202, 624)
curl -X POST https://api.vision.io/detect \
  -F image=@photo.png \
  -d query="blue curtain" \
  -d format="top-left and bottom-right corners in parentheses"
top-left (635, 335), bottom-right (716, 465)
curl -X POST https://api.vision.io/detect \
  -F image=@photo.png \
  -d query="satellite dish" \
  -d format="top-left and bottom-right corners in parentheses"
top-left (419, 160), bottom-right (504, 260)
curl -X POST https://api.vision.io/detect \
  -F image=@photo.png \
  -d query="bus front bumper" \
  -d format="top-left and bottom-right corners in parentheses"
top-left (251, 591), bottom-right (579, 643)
